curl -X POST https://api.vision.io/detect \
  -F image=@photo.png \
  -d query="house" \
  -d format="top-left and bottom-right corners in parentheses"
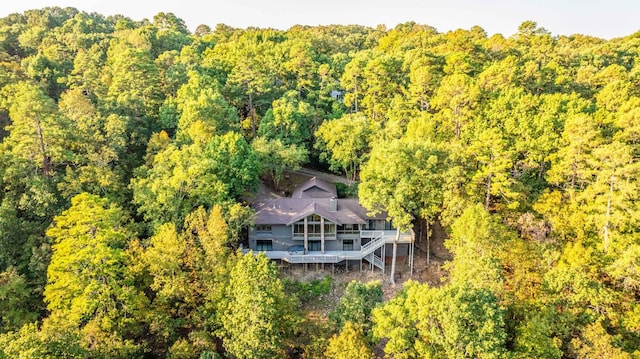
top-left (247, 177), bottom-right (415, 273)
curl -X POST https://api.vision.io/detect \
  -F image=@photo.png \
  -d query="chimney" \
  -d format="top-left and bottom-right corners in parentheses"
top-left (329, 197), bottom-right (338, 212)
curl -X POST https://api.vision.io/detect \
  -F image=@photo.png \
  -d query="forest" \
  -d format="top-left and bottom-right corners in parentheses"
top-left (0, 6), bottom-right (639, 358)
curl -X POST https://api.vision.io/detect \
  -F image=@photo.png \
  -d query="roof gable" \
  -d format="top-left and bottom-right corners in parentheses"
top-left (291, 177), bottom-right (337, 198)
top-left (254, 198), bottom-right (368, 225)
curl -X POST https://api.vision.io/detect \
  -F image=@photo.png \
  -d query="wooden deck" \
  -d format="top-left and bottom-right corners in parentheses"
top-left (243, 230), bottom-right (413, 267)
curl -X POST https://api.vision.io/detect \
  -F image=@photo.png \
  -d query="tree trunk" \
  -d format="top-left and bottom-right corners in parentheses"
top-left (248, 92), bottom-right (257, 138)
top-left (35, 116), bottom-right (50, 177)
top-left (603, 174), bottom-right (614, 253)
top-left (485, 173), bottom-right (492, 211)
top-left (570, 160), bottom-right (577, 189)
top-left (354, 79), bottom-right (359, 113)
top-left (390, 227), bottom-right (399, 286)
top-left (426, 220), bottom-right (430, 265)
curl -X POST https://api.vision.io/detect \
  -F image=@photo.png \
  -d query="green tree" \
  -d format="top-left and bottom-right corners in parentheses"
top-left (252, 137), bottom-right (307, 191)
top-left (0, 322), bottom-right (88, 359)
top-left (258, 90), bottom-right (315, 148)
top-left (582, 141), bottom-right (639, 253)
top-left (360, 53), bottom-right (406, 121)
top-left (465, 126), bottom-right (516, 211)
top-left (1, 81), bottom-right (71, 179)
top-left (371, 283), bottom-right (417, 359)
top-left (56, 87), bottom-right (128, 200)
top-left (222, 29), bottom-right (283, 138)
top-left (137, 206), bottom-right (234, 356)
top-left (571, 321), bottom-right (632, 359)
top-left (315, 113), bottom-right (374, 184)
top-left (132, 132), bottom-right (258, 227)
top-left (373, 281), bottom-right (508, 359)
top-left (220, 253), bottom-right (295, 359)
top-left (547, 114), bottom-right (601, 190)
top-left (44, 192), bottom-right (147, 357)
top-left (445, 204), bottom-right (511, 294)
top-left (173, 71), bottom-right (239, 143)
top-left (340, 50), bottom-right (372, 113)
top-left (513, 310), bottom-right (563, 359)
top-left (0, 267), bottom-right (38, 332)
top-left (359, 138), bottom-right (444, 285)
top-left (431, 73), bottom-right (479, 139)
top-left (329, 280), bottom-right (382, 330)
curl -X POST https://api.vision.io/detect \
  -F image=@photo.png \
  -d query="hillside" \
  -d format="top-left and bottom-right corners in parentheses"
top-left (0, 7), bottom-right (639, 358)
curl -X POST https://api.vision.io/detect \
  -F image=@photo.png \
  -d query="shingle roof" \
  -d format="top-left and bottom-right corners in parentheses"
top-left (253, 176), bottom-right (387, 225)
top-left (291, 177), bottom-right (338, 198)
top-left (254, 197), bottom-right (368, 225)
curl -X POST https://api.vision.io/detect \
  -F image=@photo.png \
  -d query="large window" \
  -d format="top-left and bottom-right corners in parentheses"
top-left (308, 223), bottom-right (322, 237)
top-left (324, 223), bottom-right (336, 236)
top-left (384, 220), bottom-right (395, 230)
top-left (256, 240), bottom-right (272, 251)
top-left (337, 224), bottom-right (359, 234)
top-left (343, 239), bottom-right (354, 251)
top-left (308, 240), bottom-right (321, 251)
top-left (292, 215), bottom-right (336, 238)
top-left (256, 225), bottom-right (271, 234)
top-left (293, 223), bottom-right (305, 238)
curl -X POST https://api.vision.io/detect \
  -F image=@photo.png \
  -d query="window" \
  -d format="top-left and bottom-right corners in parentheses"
top-left (308, 223), bottom-right (322, 237)
top-left (293, 217), bottom-right (328, 238)
top-left (256, 240), bottom-right (272, 251)
top-left (384, 220), bottom-right (395, 230)
top-left (293, 223), bottom-right (305, 237)
top-left (256, 225), bottom-right (271, 234)
top-left (337, 224), bottom-right (359, 234)
top-left (343, 239), bottom-right (354, 251)
top-left (324, 223), bottom-right (336, 236)
top-left (368, 220), bottom-right (375, 230)
top-left (308, 240), bottom-right (321, 251)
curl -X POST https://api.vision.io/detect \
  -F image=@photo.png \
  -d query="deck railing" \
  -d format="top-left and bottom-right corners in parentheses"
top-left (245, 229), bottom-right (412, 265)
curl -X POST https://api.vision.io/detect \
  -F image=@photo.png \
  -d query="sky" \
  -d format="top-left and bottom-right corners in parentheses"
top-left (2, 0), bottom-right (639, 40)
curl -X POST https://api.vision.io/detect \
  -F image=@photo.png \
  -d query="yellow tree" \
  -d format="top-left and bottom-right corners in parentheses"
top-left (44, 193), bottom-right (147, 356)
top-left (324, 322), bottom-right (373, 359)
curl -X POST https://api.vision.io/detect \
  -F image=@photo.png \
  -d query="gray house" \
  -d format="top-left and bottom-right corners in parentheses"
top-left (247, 177), bottom-right (414, 272)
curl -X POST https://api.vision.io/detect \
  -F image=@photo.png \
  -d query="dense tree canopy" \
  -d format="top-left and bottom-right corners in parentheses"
top-left (1, 7), bottom-right (640, 358)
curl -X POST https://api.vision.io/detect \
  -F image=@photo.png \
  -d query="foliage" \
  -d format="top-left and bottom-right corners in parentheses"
top-left (283, 275), bottom-right (333, 304)
top-left (220, 253), bottom-right (296, 359)
top-left (324, 321), bottom-right (373, 359)
top-left (1, 7), bottom-right (640, 357)
top-left (315, 113), bottom-right (374, 184)
top-left (44, 192), bottom-right (148, 357)
top-left (131, 131), bottom-right (259, 228)
top-left (373, 281), bottom-right (508, 359)
top-left (334, 182), bottom-right (359, 198)
top-left (253, 137), bottom-right (308, 191)
top-left (329, 280), bottom-right (382, 331)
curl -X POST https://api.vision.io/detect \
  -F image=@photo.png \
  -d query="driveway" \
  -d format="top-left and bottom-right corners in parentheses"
top-left (294, 167), bottom-right (349, 185)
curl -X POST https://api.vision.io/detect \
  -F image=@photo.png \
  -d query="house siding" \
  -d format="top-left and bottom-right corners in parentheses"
top-left (249, 225), bottom-right (291, 251)
top-left (249, 224), bottom-right (363, 252)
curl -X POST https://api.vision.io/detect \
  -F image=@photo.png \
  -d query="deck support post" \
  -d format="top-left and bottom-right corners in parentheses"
top-left (410, 241), bottom-right (414, 276)
top-left (320, 217), bottom-right (325, 254)
top-left (304, 217), bottom-right (308, 254)
top-left (382, 244), bottom-right (386, 275)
